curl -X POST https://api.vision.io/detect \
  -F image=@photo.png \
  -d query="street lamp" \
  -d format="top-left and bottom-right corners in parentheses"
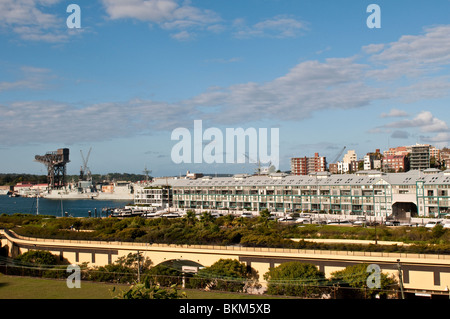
top-left (397, 259), bottom-right (405, 299)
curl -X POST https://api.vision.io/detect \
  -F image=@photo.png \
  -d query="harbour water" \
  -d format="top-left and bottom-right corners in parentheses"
top-left (0, 195), bottom-right (130, 218)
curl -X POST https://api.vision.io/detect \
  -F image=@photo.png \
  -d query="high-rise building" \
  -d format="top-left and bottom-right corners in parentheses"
top-left (290, 153), bottom-right (327, 175)
top-left (410, 144), bottom-right (430, 170)
top-left (342, 150), bottom-right (357, 163)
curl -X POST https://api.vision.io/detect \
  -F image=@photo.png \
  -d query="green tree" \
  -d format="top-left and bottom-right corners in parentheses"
top-left (192, 258), bottom-right (259, 292)
top-left (258, 209), bottom-right (271, 225)
top-left (146, 264), bottom-right (184, 287)
top-left (183, 210), bottom-right (197, 226)
top-left (15, 250), bottom-right (59, 266)
top-left (330, 263), bottom-right (398, 298)
top-left (13, 250), bottom-right (69, 278)
top-left (264, 261), bottom-right (327, 297)
top-left (431, 223), bottom-right (445, 240)
top-left (88, 252), bottom-right (152, 284)
top-left (199, 211), bottom-right (214, 227)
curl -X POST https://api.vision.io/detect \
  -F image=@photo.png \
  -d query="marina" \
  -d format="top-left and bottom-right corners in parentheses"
top-left (0, 195), bottom-right (129, 218)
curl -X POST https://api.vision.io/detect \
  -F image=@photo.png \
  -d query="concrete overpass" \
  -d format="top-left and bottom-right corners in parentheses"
top-left (1, 229), bottom-right (450, 297)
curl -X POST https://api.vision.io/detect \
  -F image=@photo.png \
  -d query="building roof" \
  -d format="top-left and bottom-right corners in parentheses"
top-left (170, 170), bottom-right (450, 188)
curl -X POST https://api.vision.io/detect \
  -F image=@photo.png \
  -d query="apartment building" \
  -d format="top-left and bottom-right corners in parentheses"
top-left (290, 153), bottom-right (327, 175)
top-left (410, 144), bottom-right (431, 170)
top-left (134, 179), bottom-right (173, 208)
top-left (169, 169), bottom-right (450, 218)
top-left (384, 146), bottom-right (409, 157)
top-left (383, 155), bottom-right (409, 173)
top-left (342, 150), bottom-right (357, 163)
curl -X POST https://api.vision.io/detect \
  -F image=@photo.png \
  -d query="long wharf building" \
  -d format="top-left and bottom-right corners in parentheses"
top-left (135, 169), bottom-right (450, 218)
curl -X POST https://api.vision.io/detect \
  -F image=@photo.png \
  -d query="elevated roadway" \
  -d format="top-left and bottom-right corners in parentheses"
top-left (1, 229), bottom-right (449, 297)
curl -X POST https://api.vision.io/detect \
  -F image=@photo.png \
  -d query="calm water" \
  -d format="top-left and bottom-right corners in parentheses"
top-left (0, 195), bottom-right (130, 217)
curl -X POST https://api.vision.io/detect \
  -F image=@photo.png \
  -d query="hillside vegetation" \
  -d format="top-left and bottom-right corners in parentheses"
top-left (1, 213), bottom-right (449, 254)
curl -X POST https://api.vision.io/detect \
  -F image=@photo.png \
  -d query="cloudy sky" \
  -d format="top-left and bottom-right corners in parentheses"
top-left (1, 0), bottom-right (450, 176)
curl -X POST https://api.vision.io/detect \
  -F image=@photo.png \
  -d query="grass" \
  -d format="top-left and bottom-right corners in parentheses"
top-left (0, 275), bottom-right (126, 299)
top-left (0, 275), bottom-right (286, 299)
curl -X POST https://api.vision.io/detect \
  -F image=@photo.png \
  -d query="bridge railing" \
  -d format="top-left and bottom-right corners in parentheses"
top-left (2, 229), bottom-right (449, 261)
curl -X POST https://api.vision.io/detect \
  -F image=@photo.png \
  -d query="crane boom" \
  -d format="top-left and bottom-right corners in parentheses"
top-left (332, 146), bottom-right (346, 163)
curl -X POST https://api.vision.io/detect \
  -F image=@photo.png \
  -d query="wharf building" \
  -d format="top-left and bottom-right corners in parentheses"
top-left (147, 169), bottom-right (450, 219)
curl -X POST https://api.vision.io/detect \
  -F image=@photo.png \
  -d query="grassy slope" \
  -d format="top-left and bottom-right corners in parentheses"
top-left (0, 275), bottom-right (282, 299)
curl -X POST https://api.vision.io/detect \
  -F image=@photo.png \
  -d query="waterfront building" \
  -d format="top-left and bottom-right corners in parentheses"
top-left (134, 179), bottom-right (174, 208)
top-left (168, 169), bottom-right (450, 218)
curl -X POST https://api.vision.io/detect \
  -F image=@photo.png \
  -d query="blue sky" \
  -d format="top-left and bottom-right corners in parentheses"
top-left (1, 0), bottom-right (450, 177)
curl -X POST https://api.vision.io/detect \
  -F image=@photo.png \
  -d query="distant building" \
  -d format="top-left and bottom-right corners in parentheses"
top-left (329, 163), bottom-right (338, 174)
top-left (290, 153), bottom-right (327, 175)
top-left (410, 144), bottom-right (431, 170)
top-left (186, 170), bottom-right (204, 179)
top-left (134, 179), bottom-right (174, 208)
top-left (383, 155), bottom-right (409, 172)
top-left (337, 161), bottom-right (351, 174)
top-left (342, 150), bottom-right (357, 164)
top-left (384, 146), bottom-right (409, 157)
top-left (364, 149), bottom-right (382, 170)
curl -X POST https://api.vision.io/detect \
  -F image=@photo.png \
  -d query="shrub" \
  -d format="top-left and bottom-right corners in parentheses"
top-left (264, 261), bottom-right (327, 297)
top-left (190, 259), bottom-right (259, 292)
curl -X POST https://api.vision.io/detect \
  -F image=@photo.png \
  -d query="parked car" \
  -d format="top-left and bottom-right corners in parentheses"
top-left (384, 220), bottom-right (400, 226)
top-left (278, 216), bottom-right (295, 223)
top-left (352, 217), bottom-right (367, 226)
top-left (425, 220), bottom-right (441, 228)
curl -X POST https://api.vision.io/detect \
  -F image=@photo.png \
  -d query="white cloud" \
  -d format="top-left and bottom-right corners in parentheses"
top-left (233, 15), bottom-right (307, 39)
top-left (362, 43), bottom-right (385, 54)
top-left (380, 108), bottom-right (409, 118)
top-left (394, 76), bottom-right (450, 103)
top-left (4, 24), bottom-right (450, 147)
top-left (0, 0), bottom-right (75, 42)
top-left (0, 99), bottom-right (198, 145)
top-left (366, 25), bottom-right (450, 80)
top-left (421, 132), bottom-right (450, 144)
top-left (101, 0), bottom-right (178, 22)
top-left (0, 66), bottom-right (54, 92)
top-left (101, 0), bottom-right (221, 40)
top-left (384, 111), bottom-right (448, 133)
top-left (186, 57), bottom-right (388, 124)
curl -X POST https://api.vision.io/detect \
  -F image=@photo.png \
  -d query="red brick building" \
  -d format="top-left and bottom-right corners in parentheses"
top-left (290, 153), bottom-right (327, 175)
top-left (383, 155), bottom-right (409, 172)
